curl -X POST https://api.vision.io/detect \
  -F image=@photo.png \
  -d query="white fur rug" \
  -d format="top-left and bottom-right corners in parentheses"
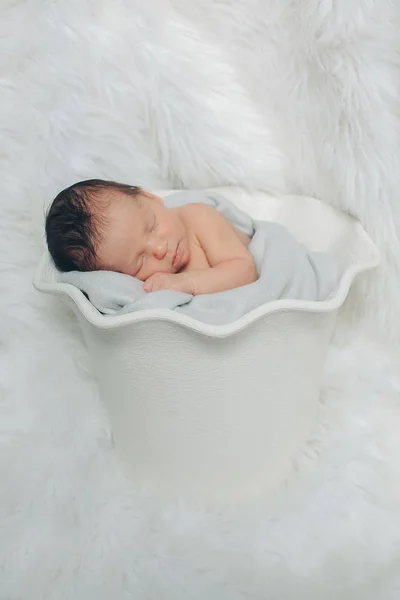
top-left (1, 1), bottom-right (400, 598)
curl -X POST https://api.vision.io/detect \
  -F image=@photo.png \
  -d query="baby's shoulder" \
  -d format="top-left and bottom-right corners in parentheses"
top-left (182, 203), bottom-right (226, 235)
top-left (183, 202), bottom-right (221, 223)
top-left (183, 201), bottom-right (217, 213)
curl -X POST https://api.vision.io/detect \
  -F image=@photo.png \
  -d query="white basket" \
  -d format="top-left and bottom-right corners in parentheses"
top-left (34, 188), bottom-right (380, 504)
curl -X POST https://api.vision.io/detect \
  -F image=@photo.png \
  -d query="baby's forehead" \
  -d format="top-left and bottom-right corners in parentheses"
top-left (94, 187), bottom-right (143, 207)
top-left (96, 189), bottom-right (148, 222)
top-left (94, 187), bottom-right (129, 202)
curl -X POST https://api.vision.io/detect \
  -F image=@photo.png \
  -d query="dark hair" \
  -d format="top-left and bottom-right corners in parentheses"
top-left (45, 179), bottom-right (142, 272)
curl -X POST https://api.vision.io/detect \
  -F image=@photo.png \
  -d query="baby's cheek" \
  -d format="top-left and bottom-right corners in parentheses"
top-left (147, 260), bottom-right (174, 279)
top-left (138, 262), bottom-right (159, 281)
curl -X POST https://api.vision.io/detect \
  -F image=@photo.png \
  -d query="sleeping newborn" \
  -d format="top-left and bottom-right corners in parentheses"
top-left (45, 179), bottom-right (258, 295)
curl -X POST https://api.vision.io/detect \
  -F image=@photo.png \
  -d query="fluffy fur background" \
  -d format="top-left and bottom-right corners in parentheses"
top-left (1, 1), bottom-right (400, 598)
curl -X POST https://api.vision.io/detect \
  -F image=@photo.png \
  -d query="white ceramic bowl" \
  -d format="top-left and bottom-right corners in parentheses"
top-left (34, 188), bottom-right (380, 504)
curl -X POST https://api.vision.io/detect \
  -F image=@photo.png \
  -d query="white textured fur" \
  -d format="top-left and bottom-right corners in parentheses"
top-left (1, 1), bottom-right (400, 598)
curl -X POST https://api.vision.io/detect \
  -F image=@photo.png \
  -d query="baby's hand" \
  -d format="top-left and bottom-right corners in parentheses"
top-left (143, 272), bottom-right (194, 294)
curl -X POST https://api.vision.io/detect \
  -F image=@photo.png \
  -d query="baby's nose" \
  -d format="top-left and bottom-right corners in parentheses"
top-left (149, 238), bottom-right (167, 260)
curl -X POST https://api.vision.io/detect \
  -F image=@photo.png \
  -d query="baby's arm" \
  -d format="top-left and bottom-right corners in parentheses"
top-left (184, 204), bottom-right (257, 295)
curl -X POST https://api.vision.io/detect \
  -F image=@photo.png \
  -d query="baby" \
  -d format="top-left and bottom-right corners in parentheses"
top-left (45, 179), bottom-right (258, 295)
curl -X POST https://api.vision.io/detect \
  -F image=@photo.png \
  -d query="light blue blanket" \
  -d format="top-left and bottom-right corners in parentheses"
top-left (60, 191), bottom-right (338, 325)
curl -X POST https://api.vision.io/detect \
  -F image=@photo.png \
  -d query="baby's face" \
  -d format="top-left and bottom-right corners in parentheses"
top-left (96, 191), bottom-right (190, 280)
